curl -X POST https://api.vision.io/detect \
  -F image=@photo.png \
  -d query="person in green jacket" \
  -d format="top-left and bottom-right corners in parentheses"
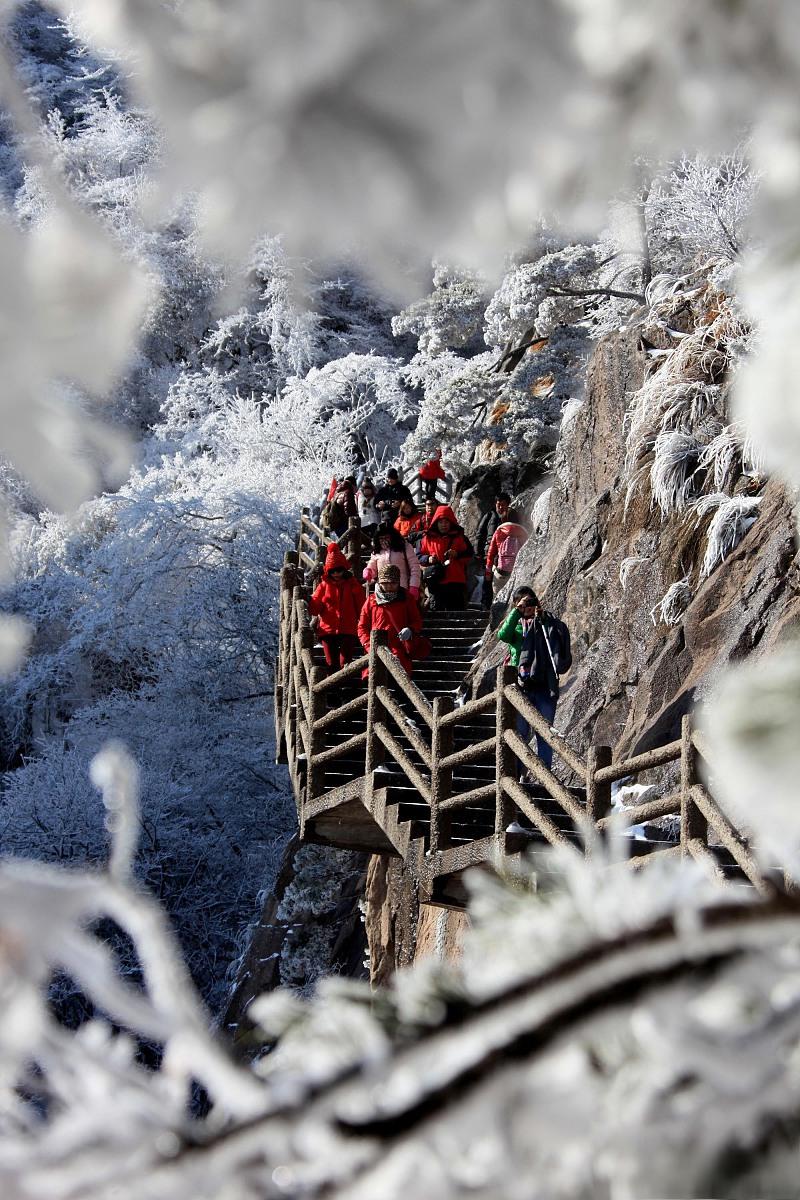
top-left (496, 586), bottom-right (538, 666)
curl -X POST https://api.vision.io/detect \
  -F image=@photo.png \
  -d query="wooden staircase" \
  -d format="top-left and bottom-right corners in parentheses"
top-left (277, 512), bottom-right (778, 907)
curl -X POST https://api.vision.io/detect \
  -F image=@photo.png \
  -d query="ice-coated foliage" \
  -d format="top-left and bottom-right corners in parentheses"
top-left (650, 578), bottom-right (692, 626)
top-left (649, 152), bottom-right (759, 265)
top-left (276, 845), bottom-right (365, 994)
top-left (281, 353), bottom-right (416, 471)
top-left (618, 555), bottom-right (647, 591)
top-left (695, 493), bottom-right (762, 578)
top-left (530, 486), bottom-right (552, 538)
top-left (392, 262), bottom-right (489, 356)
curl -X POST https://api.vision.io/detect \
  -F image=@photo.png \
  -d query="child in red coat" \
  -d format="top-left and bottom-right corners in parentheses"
top-left (357, 563), bottom-right (423, 677)
top-left (308, 543), bottom-right (365, 671)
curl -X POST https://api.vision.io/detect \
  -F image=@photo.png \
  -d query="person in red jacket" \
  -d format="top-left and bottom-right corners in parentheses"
top-left (357, 563), bottom-right (423, 677)
top-left (418, 447), bottom-right (446, 500)
top-left (308, 543), bottom-right (365, 671)
top-left (418, 504), bottom-right (474, 610)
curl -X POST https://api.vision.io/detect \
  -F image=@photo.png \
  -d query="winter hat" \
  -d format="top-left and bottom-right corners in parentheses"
top-left (377, 563), bottom-right (401, 584)
top-left (324, 543), bottom-right (351, 575)
top-left (432, 504), bottom-right (459, 527)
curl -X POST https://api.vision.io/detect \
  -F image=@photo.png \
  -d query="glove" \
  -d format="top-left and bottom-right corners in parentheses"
top-left (398, 627), bottom-right (413, 642)
top-left (409, 586), bottom-right (419, 599)
top-left (484, 568), bottom-right (492, 580)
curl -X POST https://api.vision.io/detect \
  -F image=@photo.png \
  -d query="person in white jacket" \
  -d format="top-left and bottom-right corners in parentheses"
top-left (363, 524), bottom-right (421, 599)
top-left (356, 478), bottom-right (381, 534)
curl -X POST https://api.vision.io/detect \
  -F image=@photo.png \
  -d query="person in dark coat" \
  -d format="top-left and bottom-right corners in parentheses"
top-left (326, 477), bottom-right (358, 537)
top-left (375, 468), bottom-right (413, 518)
top-left (408, 497), bottom-right (437, 547)
top-left (418, 504), bottom-right (474, 610)
top-left (308, 543), bottom-right (365, 671)
top-left (516, 592), bottom-right (572, 773)
top-left (357, 562), bottom-right (423, 677)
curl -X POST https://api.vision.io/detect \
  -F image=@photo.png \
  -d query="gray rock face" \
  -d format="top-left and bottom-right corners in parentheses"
top-left (475, 330), bottom-right (799, 760)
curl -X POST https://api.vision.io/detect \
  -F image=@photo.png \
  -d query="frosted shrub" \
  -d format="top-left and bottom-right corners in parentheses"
top-left (650, 578), bottom-right (692, 625)
top-left (697, 493), bottom-right (762, 578)
top-left (281, 353), bottom-right (416, 469)
top-left (649, 428), bottom-right (707, 517)
top-left (618, 556), bottom-right (647, 591)
top-left (698, 424), bottom-right (747, 494)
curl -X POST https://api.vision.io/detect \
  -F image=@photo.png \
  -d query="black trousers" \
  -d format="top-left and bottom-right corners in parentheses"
top-left (429, 583), bottom-right (466, 611)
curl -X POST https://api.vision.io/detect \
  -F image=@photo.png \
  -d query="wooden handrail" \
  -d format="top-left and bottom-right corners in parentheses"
top-left (301, 514), bottom-right (326, 541)
top-left (597, 792), bottom-right (681, 830)
top-left (314, 690), bottom-right (368, 733)
top-left (441, 736), bottom-right (495, 772)
top-left (686, 837), bottom-right (727, 884)
top-left (503, 729), bottom-right (586, 825)
top-left (312, 656), bottom-right (369, 694)
top-left (503, 686), bottom-right (588, 780)
top-left (313, 731), bottom-right (369, 769)
top-left (376, 686), bottom-right (433, 769)
top-left (440, 782), bottom-right (496, 812)
top-left (375, 722), bottom-right (432, 803)
top-left (594, 738), bottom-right (682, 785)
top-left (690, 783), bottom-right (772, 896)
top-left (438, 691), bottom-right (496, 728)
top-left (502, 778), bottom-right (576, 850)
top-left (375, 646), bottom-right (434, 727)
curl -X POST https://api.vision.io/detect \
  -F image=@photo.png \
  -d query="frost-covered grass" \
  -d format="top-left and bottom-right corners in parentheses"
top-left (696, 493), bottom-right (762, 578)
top-left (650, 578), bottom-right (692, 625)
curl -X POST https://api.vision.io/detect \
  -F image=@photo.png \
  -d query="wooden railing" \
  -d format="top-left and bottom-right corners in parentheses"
top-left (277, 514), bottom-right (777, 895)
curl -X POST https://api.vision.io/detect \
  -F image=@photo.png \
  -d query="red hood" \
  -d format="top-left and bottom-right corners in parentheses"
top-left (323, 543), bottom-right (352, 576)
top-left (431, 504), bottom-right (459, 528)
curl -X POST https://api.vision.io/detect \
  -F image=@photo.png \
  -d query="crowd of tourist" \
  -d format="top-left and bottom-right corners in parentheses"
top-left (308, 453), bottom-right (571, 775)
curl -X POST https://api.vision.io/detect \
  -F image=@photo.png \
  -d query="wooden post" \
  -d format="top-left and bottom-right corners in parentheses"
top-left (364, 631), bottom-right (389, 791)
top-left (495, 665), bottom-right (516, 839)
top-left (430, 695), bottom-right (454, 854)
top-left (306, 664), bottom-right (325, 804)
top-left (286, 590), bottom-right (303, 770)
top-left (680, 714), bottom-right (706, 855)
top-left (586, 745), bottom-right (613, 824)
top-left (275, 551), bottom-right (300, 753)
top-left (296, 506), bottom-right (309, 555)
